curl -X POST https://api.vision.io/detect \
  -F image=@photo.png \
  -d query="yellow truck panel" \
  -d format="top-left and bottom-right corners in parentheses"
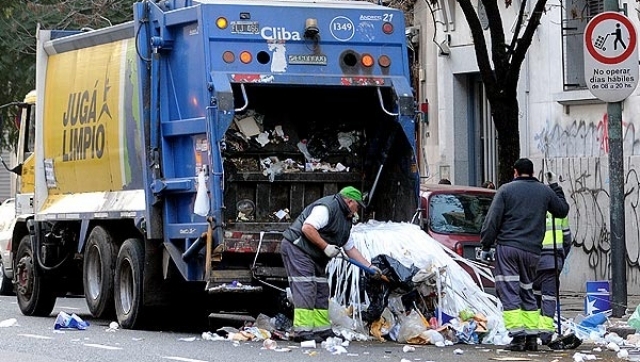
top-left (43, 40), bottom-right (130, 194)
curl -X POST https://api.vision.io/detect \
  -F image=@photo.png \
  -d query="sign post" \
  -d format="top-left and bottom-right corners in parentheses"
top-left (584, 11), bottom-right (637, 317)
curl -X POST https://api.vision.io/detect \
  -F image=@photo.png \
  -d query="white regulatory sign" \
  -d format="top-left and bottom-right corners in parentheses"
top-left (584, 11), bottom-right (639, 102)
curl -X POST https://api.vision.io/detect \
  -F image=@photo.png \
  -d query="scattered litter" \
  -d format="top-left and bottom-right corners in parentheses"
top-left (179, 337), bottom-right (197, 342)
top-left (105, 321), bottom-right (119, 332)
top-left (301, 340), bottom-right (316, 348)
top-left (401, 359), bottom-right (412, 362)
top-left (591, 347), bottom-right (601, 352)
top-left (572, 352), bottom-right (597, 362)
top-left (303, 349), bottom-right (318, 356)
top-left (617, 349), bottom-right (629, 359)
top-left (402, 345), bottom-right (416, 353)
top-left (53, 311), bottom-right (89, 330)
top-left (201, 331), bottom-right (226, 341)
top-left (327, 345), bottom-right (348, 355)
top-left (489, 358), bottom-right (533, 361)
top-left (606, 341), bottom-right (620, 352)
top-left (0, 318), bottom-right (18, 327)
top-left (321, 337), bottom-right (344, 349)
top-left (263, 339), bottom-right (277, 349)
top-left (453, 348), bottom-right (463, 355)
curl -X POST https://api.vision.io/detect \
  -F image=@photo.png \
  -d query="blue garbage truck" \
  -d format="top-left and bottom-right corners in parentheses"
top-left (7, 0), bottom-right (419, 329)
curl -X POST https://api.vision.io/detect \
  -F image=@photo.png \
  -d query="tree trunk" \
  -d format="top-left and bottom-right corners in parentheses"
top-left (490, 96), bottom-right (521, 186)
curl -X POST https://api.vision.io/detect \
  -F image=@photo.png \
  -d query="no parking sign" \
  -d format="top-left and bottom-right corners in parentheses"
top-left (584, 12), bottom-right (639, 102)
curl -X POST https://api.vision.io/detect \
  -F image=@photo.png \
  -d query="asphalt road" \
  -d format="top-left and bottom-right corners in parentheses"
top-left (0, 294), bottom-right (631, 362)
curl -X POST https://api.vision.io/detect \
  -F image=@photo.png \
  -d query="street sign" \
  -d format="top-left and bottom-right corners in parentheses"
top-left (584, 11), bottom-right (639, 102)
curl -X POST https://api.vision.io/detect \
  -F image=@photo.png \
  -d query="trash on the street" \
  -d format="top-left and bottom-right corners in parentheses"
top-left (327, 221), bottom-right (505, 346)
top-left (300, 340), bottom-right (316, 348)
top-left (53, 311), bottom-right (90, 330)
top-left (105, 321), bottom-right (119, 332)
top-left (402, 345), bottom-right (415, 352)
top-left (262, 339), bottom-right (277, 349)
top-left (0, 318), bottom-right (18, 328)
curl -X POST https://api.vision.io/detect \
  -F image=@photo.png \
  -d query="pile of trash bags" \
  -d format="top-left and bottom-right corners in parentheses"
top-left (327, 221), bottom-right (509, 345)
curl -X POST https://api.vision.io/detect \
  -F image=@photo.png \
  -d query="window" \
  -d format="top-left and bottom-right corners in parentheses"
top-left (429, 193), bottom-right (493, 234)
top-left (562, 0), bottom-right (604, 90)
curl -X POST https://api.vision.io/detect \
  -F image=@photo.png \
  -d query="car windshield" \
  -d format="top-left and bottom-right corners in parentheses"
top-left (429, 193), bottom-right (494, 234)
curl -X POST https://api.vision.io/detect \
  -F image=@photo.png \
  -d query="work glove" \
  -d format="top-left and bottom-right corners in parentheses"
top-left (545, 171), bottom-right (557, 185)
top-left (479, 250), bottom-right (493, 262)
top-left (323, 245), bottom-right (341, 258)
top-left (369, 265), bottom-right (383, 280)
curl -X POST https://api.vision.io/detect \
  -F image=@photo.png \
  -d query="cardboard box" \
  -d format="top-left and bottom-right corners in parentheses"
top-left (586, 280), bottom-right (610, 294)
top-left (585, 280), bottom-right (611, 315)
top-left (584, 293), bottom-right (611, 315)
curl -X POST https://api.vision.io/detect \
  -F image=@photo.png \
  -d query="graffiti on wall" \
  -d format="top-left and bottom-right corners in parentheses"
top-left (534, 114), bottom-right (640, 157)
top-left (534, 115), bottom-right (640, 293)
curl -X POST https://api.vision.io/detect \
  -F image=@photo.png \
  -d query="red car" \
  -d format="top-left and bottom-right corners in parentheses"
top-left (418, 184), bottom-right (496, 293)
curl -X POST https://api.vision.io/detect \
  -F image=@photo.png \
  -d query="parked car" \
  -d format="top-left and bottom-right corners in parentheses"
top-left (0, 197), bottom-right (16, 295)
top-left (417, 184), bottom-right (496, 293)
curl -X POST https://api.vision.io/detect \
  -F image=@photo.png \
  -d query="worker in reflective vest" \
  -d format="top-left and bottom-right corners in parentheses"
top-left (533, 212), bottom-right (572, 345)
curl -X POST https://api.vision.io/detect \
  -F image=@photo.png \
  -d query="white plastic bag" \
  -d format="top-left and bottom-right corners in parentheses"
top-left (329, 297), bottom-right (354, 329)
top-left (194, 169), bottom-right (210, 216)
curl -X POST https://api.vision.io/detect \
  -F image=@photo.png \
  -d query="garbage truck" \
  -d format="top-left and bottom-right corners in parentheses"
top-left (6, 0), bottom-right (419, 329)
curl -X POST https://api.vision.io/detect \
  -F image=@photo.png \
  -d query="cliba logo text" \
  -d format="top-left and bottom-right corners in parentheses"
top-left (260, 27), bottom-right (301, 41)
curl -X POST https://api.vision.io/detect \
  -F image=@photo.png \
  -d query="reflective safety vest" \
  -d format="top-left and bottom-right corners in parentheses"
top-left (542, 212), bottom-right (569, 250)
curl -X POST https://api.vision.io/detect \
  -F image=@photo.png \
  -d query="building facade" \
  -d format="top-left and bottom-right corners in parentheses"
top-left (414, 0), bottom-right (640, 294)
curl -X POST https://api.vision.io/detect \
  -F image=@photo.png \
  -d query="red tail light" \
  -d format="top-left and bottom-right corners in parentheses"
top-left (454, 243), bottom-right (464, 256)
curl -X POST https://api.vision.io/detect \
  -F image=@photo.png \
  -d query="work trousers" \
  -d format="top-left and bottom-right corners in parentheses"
top-left (280, 239), bottom-right (331, 333)
top-left (494, 244), bottom-right (540, 337)
top-left (533, 267), bottom-right (559, 333)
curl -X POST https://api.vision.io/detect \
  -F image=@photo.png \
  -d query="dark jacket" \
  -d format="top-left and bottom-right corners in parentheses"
top-left (283, 194), bottom-right (353, 262)
top-left (480, 177), bottom-right (569, 254)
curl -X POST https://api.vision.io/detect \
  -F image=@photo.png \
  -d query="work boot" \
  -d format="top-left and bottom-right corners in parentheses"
top-left (292, 330), bottom-right (316, 343)
top-left (526, 335), bottom-right (539, 351)
top-left (504, 335), bottom-right (526, 351)
top-left (539, 332), bottom-right (553, 346)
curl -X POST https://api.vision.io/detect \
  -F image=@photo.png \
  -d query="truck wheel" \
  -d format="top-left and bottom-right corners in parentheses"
top-left (0, 258), bottom-right (14, 296)
top-left (83, 226), bottom-right (117, 319)
top-left (114, 238), bottom-right (144, 329)
top-left (15, 235), bottom-right (56, 316)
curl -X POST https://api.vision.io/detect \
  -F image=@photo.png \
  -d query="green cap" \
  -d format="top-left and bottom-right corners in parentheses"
top-left (339, 186), bottom-right (366, 208)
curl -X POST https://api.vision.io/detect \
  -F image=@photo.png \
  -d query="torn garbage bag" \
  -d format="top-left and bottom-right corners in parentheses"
top-left (361, 254), bottom-right (420, 323)
top-left (326, 221), bottom-right (505, 344)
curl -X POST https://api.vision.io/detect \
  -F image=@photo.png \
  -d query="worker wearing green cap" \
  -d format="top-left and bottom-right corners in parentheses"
top-left (281, 186), bottom-right (382, 343)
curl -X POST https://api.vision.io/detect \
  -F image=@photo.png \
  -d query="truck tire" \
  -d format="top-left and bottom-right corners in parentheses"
top-left (114, 238), bottom-right (144, 329)
top-left (0, 258), bottom-right (14, 296)
top-left (15, 235), bottom-right (56, 316)
top-left (83, 226), bottom-right (117, 319)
